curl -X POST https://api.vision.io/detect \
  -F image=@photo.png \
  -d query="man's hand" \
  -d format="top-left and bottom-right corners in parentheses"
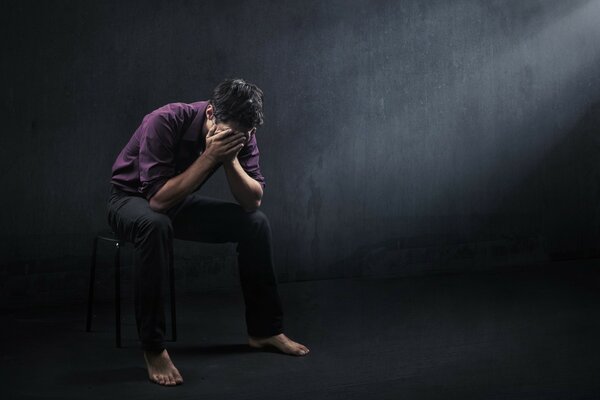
top-left (203, 125), bottom-right (246, 164)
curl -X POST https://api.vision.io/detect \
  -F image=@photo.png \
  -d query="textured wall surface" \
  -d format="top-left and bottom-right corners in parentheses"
top-left (2, 0), bottom-right (600, 307)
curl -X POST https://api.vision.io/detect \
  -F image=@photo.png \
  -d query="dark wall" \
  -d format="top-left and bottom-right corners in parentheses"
top-left (2, 0), bottom-right (600, 307)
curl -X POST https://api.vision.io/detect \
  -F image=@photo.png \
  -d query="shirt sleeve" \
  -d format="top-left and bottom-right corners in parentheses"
top-left (237, 134), bottom-right (266, 189)
top-left (138, 114), bottom-right (177, 200)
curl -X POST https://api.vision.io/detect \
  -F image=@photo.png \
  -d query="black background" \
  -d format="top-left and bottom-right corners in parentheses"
top-left (2, 0), bottom-right (600, 307)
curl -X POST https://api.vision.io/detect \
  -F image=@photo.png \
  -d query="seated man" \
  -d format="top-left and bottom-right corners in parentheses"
top-left (106, 78), bottom-right (310, 386)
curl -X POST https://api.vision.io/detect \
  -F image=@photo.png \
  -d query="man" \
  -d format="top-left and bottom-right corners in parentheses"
top-left (106, 78), bottom-right (310, 386)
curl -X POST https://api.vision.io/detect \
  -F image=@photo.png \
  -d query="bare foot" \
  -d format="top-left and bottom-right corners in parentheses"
top-left (143, 349), bottom-right (184, 386)
top-left (248, 333), bottom-right (310, 356)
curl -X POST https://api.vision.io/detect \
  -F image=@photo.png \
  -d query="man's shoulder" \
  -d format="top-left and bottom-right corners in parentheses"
top-left (147, 101), bottom-right (204, 119)
top-left (142, 100), bottom-right (208, 130)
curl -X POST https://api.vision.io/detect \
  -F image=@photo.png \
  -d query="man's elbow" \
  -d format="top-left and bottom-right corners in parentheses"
top-left (149, 196), bottom-right (168, 213)
top-left (243, 199), bottom-right (261, 213)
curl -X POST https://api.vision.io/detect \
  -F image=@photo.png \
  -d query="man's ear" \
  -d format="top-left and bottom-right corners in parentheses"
top-left (205, 104), bottom-right (214, 120)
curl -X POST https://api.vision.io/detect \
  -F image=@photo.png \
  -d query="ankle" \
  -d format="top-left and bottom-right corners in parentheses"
top-left (144, 348), bottom-right (166, 357)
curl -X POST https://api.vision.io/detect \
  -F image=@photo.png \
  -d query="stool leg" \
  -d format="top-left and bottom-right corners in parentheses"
top-left (115, 242), bottom-right (122, 348)
top-left (169, 249), bottom-right (177, 342)
top-left (86, 237), bottom-right (99, 332)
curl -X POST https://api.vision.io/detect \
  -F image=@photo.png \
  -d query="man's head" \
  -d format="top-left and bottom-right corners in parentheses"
top-left (205, 78), bottom-right (264, 140)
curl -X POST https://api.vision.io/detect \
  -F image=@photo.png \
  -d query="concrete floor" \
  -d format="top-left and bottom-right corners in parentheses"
top-left (2, 260), bottom-right (600, 399)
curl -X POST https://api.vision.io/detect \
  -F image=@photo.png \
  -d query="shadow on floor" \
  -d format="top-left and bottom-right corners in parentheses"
top-left (56, 366), bottom-right (144, 385)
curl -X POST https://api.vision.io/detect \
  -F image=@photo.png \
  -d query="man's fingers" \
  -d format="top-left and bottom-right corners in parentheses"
top-left (219, 131), bottom-right (246, 145)
top-left (210, 125), bottom-right (234, 139)
top-left (212, 128), bottom-right (233, 140)
top-left (223, 137), bottom-right (246, 152)
top-left (207, 124), bottom-right (217, 137)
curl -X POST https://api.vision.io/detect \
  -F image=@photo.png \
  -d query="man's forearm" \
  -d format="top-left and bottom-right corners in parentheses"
top-left (149, 153), bottom-right (218, 212)
top-left (223, 158), bottom-right (263, 212)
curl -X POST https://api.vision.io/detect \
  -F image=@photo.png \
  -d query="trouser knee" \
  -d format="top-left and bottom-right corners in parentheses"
top-left (135, 213), bottom-right (173, 246)
top-left (241, 209), bottom-right (271, 237)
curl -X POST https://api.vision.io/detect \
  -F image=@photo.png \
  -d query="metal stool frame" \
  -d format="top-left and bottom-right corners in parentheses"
top-left (85, 232), bottom-right (177, 347)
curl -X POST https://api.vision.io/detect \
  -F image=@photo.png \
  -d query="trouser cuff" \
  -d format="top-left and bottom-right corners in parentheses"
top-left (141, 342), bottom-right (166, 353)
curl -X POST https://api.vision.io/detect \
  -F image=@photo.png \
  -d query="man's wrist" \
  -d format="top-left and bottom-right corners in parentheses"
top-left (222, 157), bottom-right (239, 169)
top-left (200, 151), bottom-right (218, 167)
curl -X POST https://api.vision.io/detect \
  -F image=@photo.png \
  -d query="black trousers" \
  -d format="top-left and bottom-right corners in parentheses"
top-left (105, 184), bottom-right (284, 351)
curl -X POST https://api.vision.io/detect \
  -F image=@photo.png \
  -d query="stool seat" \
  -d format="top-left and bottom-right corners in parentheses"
top-left (97, 232), bottom-right (121, 242)
top-left (85, 230), bottom-right (177, 348)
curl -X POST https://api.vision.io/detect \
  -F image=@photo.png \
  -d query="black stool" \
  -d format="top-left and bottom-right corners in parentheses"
top-left (85, 230), bottom-right (177, 347)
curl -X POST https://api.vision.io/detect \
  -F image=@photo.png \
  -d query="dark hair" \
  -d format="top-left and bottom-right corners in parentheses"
top-left (209, 78), bottom-right (264, 130)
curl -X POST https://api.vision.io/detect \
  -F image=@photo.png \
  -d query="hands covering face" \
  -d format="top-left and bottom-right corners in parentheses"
top-left (204, 123), bottom-right (248, 163)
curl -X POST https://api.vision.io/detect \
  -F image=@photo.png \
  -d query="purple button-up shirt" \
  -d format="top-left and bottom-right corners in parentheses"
top-left (110, 101), bottom-right (265, 200)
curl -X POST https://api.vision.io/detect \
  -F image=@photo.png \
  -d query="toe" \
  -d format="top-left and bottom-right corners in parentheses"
top-left (174, 372), bottom-right (184, 384)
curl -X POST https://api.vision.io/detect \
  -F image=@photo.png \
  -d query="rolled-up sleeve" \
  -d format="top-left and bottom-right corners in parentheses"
top-left (138, 115), bottom-right (176, 200)
top-left (237, 134), bottom-right (266, 189)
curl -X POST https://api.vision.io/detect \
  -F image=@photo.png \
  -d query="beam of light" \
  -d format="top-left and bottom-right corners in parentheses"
top-left (375, 0), bottom-right (600, 222)
top-left (273, 0), bottom-right (600, 271)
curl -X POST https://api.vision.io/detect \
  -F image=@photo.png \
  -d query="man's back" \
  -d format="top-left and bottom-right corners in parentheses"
top-left (110, 101), bottom-right (265, 200)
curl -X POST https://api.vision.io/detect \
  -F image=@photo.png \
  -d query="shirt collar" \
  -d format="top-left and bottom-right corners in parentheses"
top-left (182, 101), bottom-right (209, 141)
